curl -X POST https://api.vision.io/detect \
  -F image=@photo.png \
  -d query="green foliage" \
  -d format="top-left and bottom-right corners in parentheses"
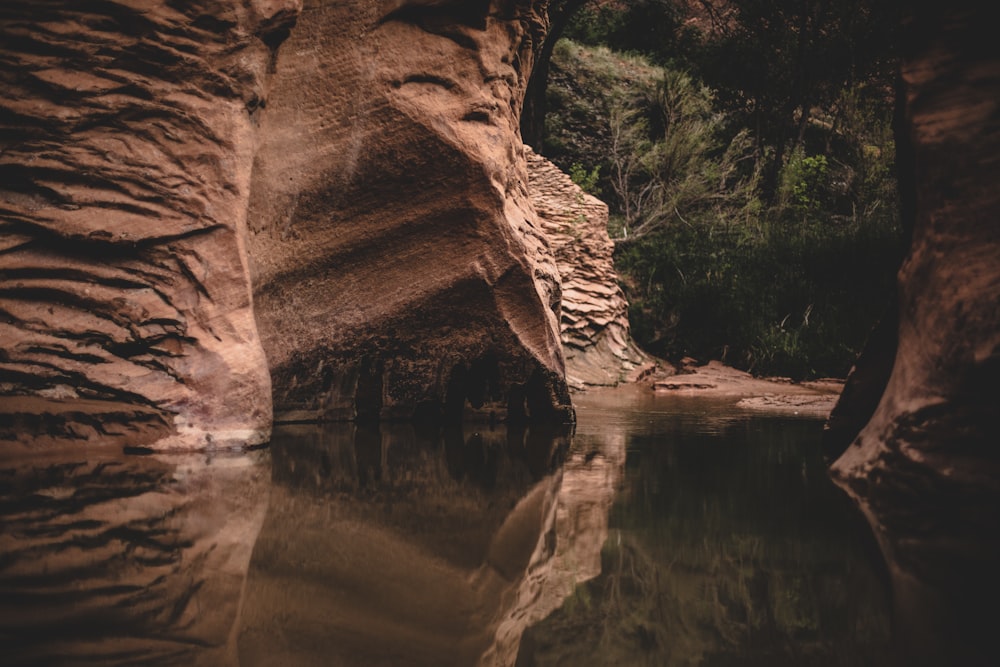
top-left (568, 162), bottom-right (601, 194)
top-left (565, 0), bottom-right (691, 61)
top-left (616, 205), bottom-right (901, 378)
top-left (543, 11), bottom-right (902, 379)
top-left (543, 38), bottom-right (662, 201)
top-left (610, 68), bottom-right (753, 239)
top-left (782, 152), bottom-right (830, 213)
top-left (546, 40), bottom-right (761, 241)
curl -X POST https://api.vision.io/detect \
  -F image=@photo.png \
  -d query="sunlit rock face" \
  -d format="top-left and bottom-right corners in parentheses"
top-left (247, 0), bottom-right (573, 424)
top-left (526, 149), bottom-right (655, 389)
top-left (831, 3), bottom-right (1000, 664)
top-left (0, 1), bottom-right (301, 450)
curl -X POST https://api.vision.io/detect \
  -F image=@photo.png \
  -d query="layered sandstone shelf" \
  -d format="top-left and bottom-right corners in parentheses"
top-left (526, 149), bottom-right (655, 389)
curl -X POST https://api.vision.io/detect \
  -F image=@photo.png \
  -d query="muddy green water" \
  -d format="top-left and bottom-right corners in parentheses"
top-left (0, 388), bottom-right (895, 666)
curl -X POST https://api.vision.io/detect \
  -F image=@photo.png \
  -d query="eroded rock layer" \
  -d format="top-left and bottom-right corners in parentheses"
top-left (0, 1), bottom-right (301, 450)
top-left (247, 1), bottom-right (572, 424)
top-left (526, 149), bottom-right (654, 389)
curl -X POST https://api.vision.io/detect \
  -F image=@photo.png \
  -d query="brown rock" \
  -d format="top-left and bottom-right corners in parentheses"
top-left (0, 1), bottom-right (580, 450)
top-left (830, 3), bottom-right (1000, 664)
top-left (247, 1), bottom-right (572, 424)
top-left (525, 149), bottom-right (655, 389)
top-left (0, 1), bottom-right (301, 450)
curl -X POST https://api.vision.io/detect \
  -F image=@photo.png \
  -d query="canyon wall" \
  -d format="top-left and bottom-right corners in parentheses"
top-left (0, 1), bottom-right (300, 450)
top-left (830, 3), bottom-right (1000, 664)
top-left (526, 149), bottom-right (654, 389)
top-left (247, 0), bottom-right (572, 425)
top-left (1, 0), bottom-right (580, 451)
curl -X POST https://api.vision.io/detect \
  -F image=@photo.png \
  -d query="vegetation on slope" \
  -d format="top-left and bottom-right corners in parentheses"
top-left (538, 1), bottom-right (903, 379)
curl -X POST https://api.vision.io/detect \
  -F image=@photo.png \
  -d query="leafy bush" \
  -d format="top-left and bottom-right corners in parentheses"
top-left (543, 35), bottom-right (902, 379)
top-left (781, 152), bottom-right (830, 213)
top-left (568, 162), bottom-right (601, 194)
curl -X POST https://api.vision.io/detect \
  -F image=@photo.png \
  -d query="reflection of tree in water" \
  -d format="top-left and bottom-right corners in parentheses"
top-left (532, 533), bottom-right (890, 665)
top-left (518, 419), bottom-right (894, 666)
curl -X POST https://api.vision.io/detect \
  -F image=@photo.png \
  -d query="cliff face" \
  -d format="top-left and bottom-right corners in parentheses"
top-left (0, 0), bottom-right (578, 451)
top-left (247, 0), bottom-right (572, 424)
top-left (525, 149), bottom-right (654, 389)
top-left (832, 1), bottom-right (1000, 540)
top-left (0, 1), bottom-right (301, 450)
top-left (830, 3), bottom-right (1000, 663)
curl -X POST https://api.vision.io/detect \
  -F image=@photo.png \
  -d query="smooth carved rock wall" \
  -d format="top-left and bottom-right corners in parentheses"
top-left (248, 0), bottom-right (573, 424)
top-left (526, 149), bottom-right (654, 389)
top-left (0, 1), bottom-right (301, 450)
top-left (830, 3), bottom-right (1000, 663)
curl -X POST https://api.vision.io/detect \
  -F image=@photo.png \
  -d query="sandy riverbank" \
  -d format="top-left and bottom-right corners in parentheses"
top-left (641, 360), bottom-right (843, 417)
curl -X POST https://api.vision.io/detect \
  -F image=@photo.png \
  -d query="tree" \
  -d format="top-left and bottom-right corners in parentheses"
top-left (609, 69), bottom-right (759, 241)
top-left (683, 0), bottom-right (900, 201)
top-left (548, 0), bottom-right (899, 203)
top-left (521, 0), bottom-right (591, 149)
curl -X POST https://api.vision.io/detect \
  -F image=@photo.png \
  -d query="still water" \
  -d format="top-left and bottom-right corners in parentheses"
top-left (1, 388), bottom-right (893, 666)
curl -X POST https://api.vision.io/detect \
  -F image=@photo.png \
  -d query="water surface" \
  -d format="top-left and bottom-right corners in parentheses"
top-left (0, 388), bottom-right (894, 666)
top-left (519, 387), bottom-right (892, 666)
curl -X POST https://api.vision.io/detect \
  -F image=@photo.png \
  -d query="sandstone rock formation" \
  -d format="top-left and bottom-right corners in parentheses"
top-left (830, 3), bottom-right (1000, 664)
top-left (0, 1), bottom-right (301, 450)
top-left (247, 0), bottom-right (573, 426)
top-left (1, 0), bottom-right (581, 452)
top-left (526, 149), bottom-right (655, 389)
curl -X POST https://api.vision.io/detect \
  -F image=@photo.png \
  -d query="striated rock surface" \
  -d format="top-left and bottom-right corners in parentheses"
top-left (0, 0), bottom-right (585, 450)
top-left (830, 3), bottom-right (1000, 664)
top-left (246, 0), bottom-right (572, 425)
top-left (0, 1), bottom-right (301, 450)
top-left (526, 149), bottom-right (654, 389)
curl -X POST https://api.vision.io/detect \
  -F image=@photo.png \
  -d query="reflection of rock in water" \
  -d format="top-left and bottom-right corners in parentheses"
top-left (518, 412), bottom-right (894, 666)
top-left (835, 477), bottom-right (1000, 667)
top-left (483, 431), bottom-right (625, 666)
top-left (0, 452), bottom-right (270, 666)
top-left (238, 422), bottom-right (620, 667)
